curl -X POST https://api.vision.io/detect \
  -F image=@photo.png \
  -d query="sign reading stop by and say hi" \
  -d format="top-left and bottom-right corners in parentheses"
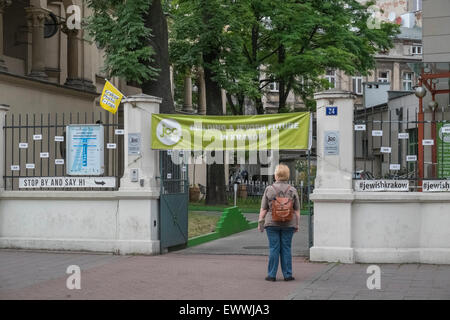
top-left (19, 177), bottom-right (116, 189)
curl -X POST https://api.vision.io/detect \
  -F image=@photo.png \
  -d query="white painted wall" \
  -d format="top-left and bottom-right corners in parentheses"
top-left (311, 90), bottom-right (450, 264)
top-left (311, 192), bottom-right (450, 264)
top-left (0, 191), bottom-right (160, 254)
top-left (0, 94), bottom-right (163, 255)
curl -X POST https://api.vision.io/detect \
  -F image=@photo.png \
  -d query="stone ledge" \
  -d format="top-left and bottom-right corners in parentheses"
top-left (0, 190), bottom-right (160, 200)
top-left (0, 238), bottom-right (161, 255)
top-left (311, 191), bottom-right (450, 203)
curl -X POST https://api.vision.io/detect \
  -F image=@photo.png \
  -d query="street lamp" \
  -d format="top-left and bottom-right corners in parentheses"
top-left (414, 86), bottom-right (427, 98)
top-left (414, 81), bottom-right (427, 190)
top-left (429, 100), bottom-right (439, 177)
top-left (428, 100), bottom-right (438, 112)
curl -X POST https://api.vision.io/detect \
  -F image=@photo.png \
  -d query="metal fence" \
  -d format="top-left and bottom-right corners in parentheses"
top-left (3, 111), bottom-right (123, 191)
top-left (353, 104), bottom-right (450, 191)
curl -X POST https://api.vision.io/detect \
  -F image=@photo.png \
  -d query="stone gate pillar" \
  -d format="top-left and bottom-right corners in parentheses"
top-left (0, 104), bottom-right (10, 191)
top-left (120, 94), bottom-right (162, 194)
top-left (310, 90), bottom-right (356, 263)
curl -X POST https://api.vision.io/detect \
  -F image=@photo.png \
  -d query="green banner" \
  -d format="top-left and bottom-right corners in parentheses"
top-left (437, 122), bottom-right (450, 178)
top-left (151, 112), bottom-right (311, 150)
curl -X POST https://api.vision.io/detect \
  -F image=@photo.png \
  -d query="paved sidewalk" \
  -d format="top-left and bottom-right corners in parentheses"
top-left (181, 214), bottom-right (310, 256)
top-left (288, 262), bottom-right (450, 300)
top-left (0, 250), bottom-right (323, 300)
top-left (1, 249), bottom-right (449, 300)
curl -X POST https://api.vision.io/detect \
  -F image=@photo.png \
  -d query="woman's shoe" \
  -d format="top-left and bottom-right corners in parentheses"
top-left (284, 276), bottom-right (295, 281)
top-left (265, 276), bottom-right (276, 282)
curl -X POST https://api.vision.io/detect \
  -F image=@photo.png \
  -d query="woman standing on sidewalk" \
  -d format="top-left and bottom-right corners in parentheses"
top-left (258, 164), bottom-right (301, 282)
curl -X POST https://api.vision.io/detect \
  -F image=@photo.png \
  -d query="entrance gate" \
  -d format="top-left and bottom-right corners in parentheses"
top-left (159, 150), bottom-right (189, 251)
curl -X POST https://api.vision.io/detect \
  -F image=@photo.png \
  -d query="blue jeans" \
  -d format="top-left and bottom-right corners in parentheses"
top-left (266, 226), bottom-right (295, 279)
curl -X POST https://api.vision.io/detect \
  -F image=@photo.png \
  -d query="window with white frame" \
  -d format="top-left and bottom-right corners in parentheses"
top-left (352, 76), bottom-right (363, 95)
top-left (403, 72), bottom-right (413, 91)
top-left (269, 82), bottom-right (279, 92)
top-left (411, 45), bottom-right (422, 55)
top-left (378, 70), bottom-right (390, 83)
top-left (325, 69), bottom-right (336, 88)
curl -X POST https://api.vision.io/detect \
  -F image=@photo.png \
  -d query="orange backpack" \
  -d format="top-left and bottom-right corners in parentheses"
top-left (271, 184), bottom-right (294, 222)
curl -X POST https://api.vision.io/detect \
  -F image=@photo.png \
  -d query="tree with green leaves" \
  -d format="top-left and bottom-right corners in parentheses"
top-left (86, 0), bottom-right (175, 113)
top-left (266, 0), bottom-right (400, 111)
top-left (171, 0), bottom-right (399, 114)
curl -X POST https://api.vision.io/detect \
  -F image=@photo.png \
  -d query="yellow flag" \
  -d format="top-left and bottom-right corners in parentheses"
top-left (100, 80), bottom-right (124, 114)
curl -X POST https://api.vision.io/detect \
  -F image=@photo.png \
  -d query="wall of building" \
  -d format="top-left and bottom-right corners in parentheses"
top-left (422, 0), bottom-right (450, 61)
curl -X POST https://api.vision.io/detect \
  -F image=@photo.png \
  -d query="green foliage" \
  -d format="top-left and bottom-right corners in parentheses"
top-left (170, 0), bottom-right (400, 113)
top-left (85, 0), bottom-right (159, 84)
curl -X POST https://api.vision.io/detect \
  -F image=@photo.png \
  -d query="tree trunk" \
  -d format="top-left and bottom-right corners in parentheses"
top-left (254, 96), bottom-right (265, 114)
top-left (141, 0), bottom-right (175, 114)
top-left (278, 45), bottom-right (287, 111)
top-left (204, 51), bottom-right (227, 205)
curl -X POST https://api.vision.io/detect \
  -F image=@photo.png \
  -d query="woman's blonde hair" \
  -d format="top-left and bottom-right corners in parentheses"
top-left (275, 164), bottom-right (290, 181)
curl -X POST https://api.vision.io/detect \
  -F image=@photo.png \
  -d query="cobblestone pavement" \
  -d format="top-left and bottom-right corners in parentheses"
top-left (181, 214), bottom-right (310, 256)
top-left (1, 249), bottom-right (449, 300)
top-left (0, 250), bottom-right (323, 300)
top-left (288, 262), bottom-right (450, 300)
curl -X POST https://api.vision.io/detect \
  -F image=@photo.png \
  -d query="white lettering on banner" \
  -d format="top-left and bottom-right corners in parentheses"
top-left (19, 143), bottom-right (28, 149)
top-left (423, 139), bottom-right (434, 146)
top-left (398, 133), bottom-right (409, 139)
top-left (442, 127), bottom-right (450, 134)
top-left (406, 155), bottom-right (417, 162)
top-left (354, 180), bottom-right (409, 192)
top-left (380, 147), bottom-right (391, 153)
top-left (19, 177), bottom-right (116, 189)
top-left (354, 124), bottom-right (366, 131)
top-left (422, 180), bottom-right (450, 192)
top-left (372, 130), bottom-right (383, 137)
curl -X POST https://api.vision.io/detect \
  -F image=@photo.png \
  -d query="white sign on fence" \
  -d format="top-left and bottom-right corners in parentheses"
top-left (355, 124), bottom-right (366, 131)
top-left (354, 180), bottom-right (409, 192)
top-left (423, 139), bottom-right (434, 146)
top-left (390, 164), bottom-right (401, 170)
top-left (115, 129), bottom-right (125, 135)
top-left (406, 155), bottom-right (417, 162)
top-left (372, 130), bottom-right (383, 137)
top-left (398, 133), bottom-right (409, 139)
top-left (380, 147), bottom-right (392, 153)
top-left (19, 177), bottom-right (116, 189)
top-left (422, 180), bottom-right (450, 192)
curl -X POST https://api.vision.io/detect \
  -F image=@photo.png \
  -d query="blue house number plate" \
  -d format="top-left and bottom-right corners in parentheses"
top-left (326, 106), bottom-right (338, 116)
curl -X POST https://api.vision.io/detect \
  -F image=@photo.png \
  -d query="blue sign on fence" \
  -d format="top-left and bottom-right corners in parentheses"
top-left (66, 125), bottom-right (104, 176)
top-left (326, 106), bottom-right (338, 116)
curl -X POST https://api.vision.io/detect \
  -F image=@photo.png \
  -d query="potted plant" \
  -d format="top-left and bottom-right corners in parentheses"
top-left (189, 184), bottom-right (201, 202)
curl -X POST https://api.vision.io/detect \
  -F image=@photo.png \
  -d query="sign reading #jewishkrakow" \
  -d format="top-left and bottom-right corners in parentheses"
top-left (151, 112), bottom-right (312, 150)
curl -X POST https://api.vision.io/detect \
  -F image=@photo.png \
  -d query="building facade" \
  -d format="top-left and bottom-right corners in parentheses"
top-left (0, 0), bottom-right (140, 116)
